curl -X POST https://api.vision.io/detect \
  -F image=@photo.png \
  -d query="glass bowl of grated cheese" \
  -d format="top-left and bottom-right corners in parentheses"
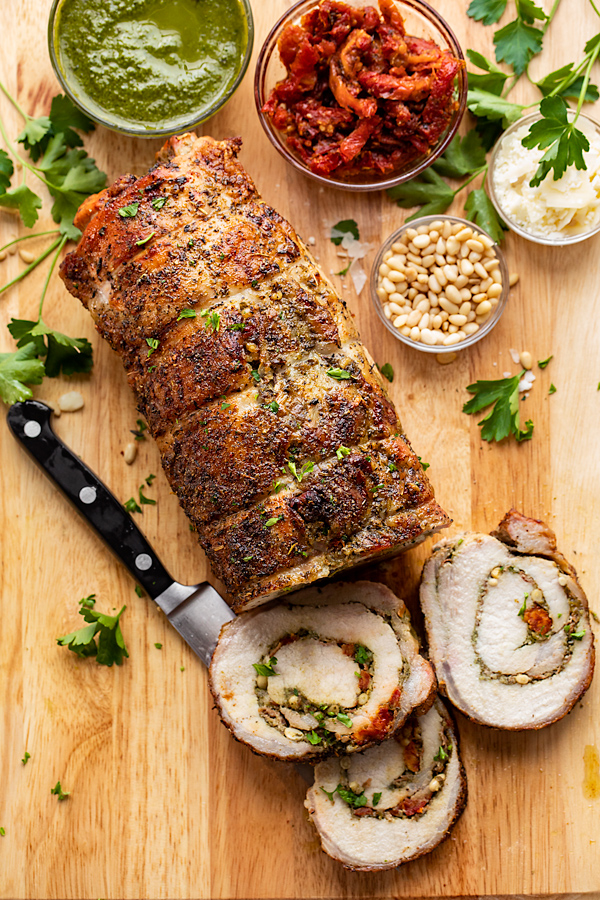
top-left (488, 111), bottom-right (600, 246)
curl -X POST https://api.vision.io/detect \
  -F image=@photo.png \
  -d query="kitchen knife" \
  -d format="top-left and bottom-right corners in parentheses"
top-left (6, 399), bottom-right (235, 666)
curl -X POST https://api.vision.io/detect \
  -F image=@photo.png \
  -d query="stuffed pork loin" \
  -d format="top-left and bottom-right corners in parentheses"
top-left (306, 698), bottom-right (466, 871)
top-left (209, 581), bottom-right (435, 761)
top-left (420, 510), bottom-right (595, 729)
top-left (60, 134), bottom-right (449, 613)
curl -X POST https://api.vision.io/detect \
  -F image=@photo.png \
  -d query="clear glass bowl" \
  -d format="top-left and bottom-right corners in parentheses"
top-left (487, 111), bottom-right (600, 246)
top-left (47, 0), bottom-right (254, 138)
top-left (370, 215), bottom-right (510, 354)
top-left (254, 0), bottom-right (467, 192)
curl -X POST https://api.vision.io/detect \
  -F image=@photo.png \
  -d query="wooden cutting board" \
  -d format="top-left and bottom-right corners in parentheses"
top-left (1, 0), bottom-right (599, 897)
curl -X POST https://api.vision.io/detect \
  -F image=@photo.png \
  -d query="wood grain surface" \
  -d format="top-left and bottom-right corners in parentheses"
top-left (1, 0), bottom-right (599, 897)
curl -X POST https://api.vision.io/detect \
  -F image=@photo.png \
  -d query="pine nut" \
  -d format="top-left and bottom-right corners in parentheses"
top-left (401, 326), bottom-right (411, 336)
top-left (509, 272), bottom-right (520, 286)
top-left (407, 310), bottom-right (421, 327)
top-left (434, 253), bottom-right (446, 267)
top-left (436, 351), bottom-right (457, 364)
top-left (432, 266), bottom-right (448, 286)
top-left (124, 442), bottom-right (138, 465)
top-left (0, 250), bottom-right (6, 261)
top-left (19, 249), bottom-right (36, 263)
top-left (443, 264), bottom-right (459, 282)
top-left (488, 283), bottom-right (503, 299)
top-left (421, 329), bottom-right (437, 345)
top-left (491, 268), bottom-right (502, 284)
top-left (379, 263), bottom-right (390, 277)
top-left (392, 241), bottom-right (408, 253)
top-left (460, 259), bottom-right (474, 276)
top-left (416, 273), bottom-right (428, 284)
top-left (455, 274), bottom-right (469, 289)
top-left (412, 233), bottom-right (431, 249)
top-left (389, 293), bottom-right (405, 305)
top-left (393, 314), bottom-right (408, 328)
top-left (376, 287), bottom-right (387, 301)
top-left (458, 301), bottom-right (471, 316)
top-left (445, 284), bottom-right (461, 304)
top-left (58, 391), bottom-right (84, 412)
top-left (515, 674), bottom-right (530, 685)
top-left (463, 323), bottom-right (479, 335)
top-left (384, 305), bottom-right (392, 319)
top-left (389, 302), bottom-right (403, 315)
top-left (383, 250), bottom-right (393, 261)
top-left (416, 299), bottom-right (430, 313)
top-left (382, 277), bottom-right (395, 294)
top-left (455, 227), bottom-right (473, 241)
top-left (388, 270), bottom-right (405, 282)
top-left (439, 297), bottom-right (459, 315)
top-left (410, 326), bottom-right (421, 341)
top-left (422, 254), bottom-right (435, 267)
top-left (388, 255), bottom-right (406, 269)
top-left (466, 238), bottom-right (484, 252)
top-left (443, 333), bottom-right (462, 345)
top-left (419, 313), bottom-right (430, 329)
top-left (436, 238), bottom-right (446, 255)
top-left (442, 221), bottom-right (452, 239)
top-left (445, 236), bottom-right (460, 255)
top-left (428, 275), bottom-right (442, 293)
top-left (474, 262), bottom-right (488, 279)
top-left (449, 314), bottom-right (467, 326)
top-left (520, 351), bottom-right (533, 370)
top-left (476, 300), bottom-right (492, 316)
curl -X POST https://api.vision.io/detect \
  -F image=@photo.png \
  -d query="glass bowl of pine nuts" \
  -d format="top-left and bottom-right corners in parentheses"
top-left (370, 215), bottom-right (510, 353)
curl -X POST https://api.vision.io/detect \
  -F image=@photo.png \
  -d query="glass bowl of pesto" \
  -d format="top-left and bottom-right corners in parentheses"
top-left (48, 0), bottom-right (254, 137)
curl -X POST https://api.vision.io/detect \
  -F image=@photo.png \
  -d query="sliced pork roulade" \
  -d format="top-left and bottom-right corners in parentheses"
top-left (305, 698), bottom-right (467, 871)
top-left (209, 581), bottom-right (435, 761)
top-left (420, 510), bottom-right (595, 729)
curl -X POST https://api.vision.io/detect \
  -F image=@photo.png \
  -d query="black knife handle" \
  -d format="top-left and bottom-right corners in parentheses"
top-left (7, 400), bottom-right (174, 599)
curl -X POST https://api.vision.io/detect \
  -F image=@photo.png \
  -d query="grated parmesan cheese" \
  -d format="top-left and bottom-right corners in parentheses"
top-left (492, 118), bottom-right (600, 239)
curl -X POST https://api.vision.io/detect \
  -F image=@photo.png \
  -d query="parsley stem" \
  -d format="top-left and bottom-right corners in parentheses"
top-left (0, 112), bottom-right (67, 195)
top-left (0, 78), bottom-right (29, 122)
top-left (0, 229), bottom-right (59, 254)
top-left (574, 38), bottom-right (600, 121)
top-left (0, 235), bottom-right (62, 296)
top-left (454, 164), bottom-right (488, 194)
top-left (590, 0), bottom-right (600, 17)
top-left (37, 234), bottom-right (67, 319)
top-left (542, 0), bottom-right (563, 33)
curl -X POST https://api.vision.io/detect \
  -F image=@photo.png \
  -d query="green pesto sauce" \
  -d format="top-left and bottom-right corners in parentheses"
top-left (54, 0), bottom-right (248, 131)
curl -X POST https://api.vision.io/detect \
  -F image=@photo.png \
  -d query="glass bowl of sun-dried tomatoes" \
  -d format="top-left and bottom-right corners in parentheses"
top-left (255, 0), bottom-right (467, 191)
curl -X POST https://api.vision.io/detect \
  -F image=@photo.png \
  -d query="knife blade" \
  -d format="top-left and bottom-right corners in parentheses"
top-left (6, 399), bottom-right (235, 666)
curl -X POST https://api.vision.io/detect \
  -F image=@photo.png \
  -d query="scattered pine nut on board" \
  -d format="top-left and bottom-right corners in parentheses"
top-left (0, 0), bottom-right (599, 898)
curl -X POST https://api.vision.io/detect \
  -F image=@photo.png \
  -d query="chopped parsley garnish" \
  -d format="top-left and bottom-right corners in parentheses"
top-left (336, 712), bottom-right (353, 727)
top-left (354, 644), bottom-right (372, 666)
top-left (253, 657), bottom-right (278, 677)
top-left (145, 337), bottom-right (159, 357)
top-left (200, 310), bottom-right (220, 332)
top-left (518, 597), bottom-right (527, 617)
top-left (378, 362), bottom-right (394, 382)
top-left (463, 371), bottom-right (534, 443)
top-left (321, 786), bottom-right (336, 801)
top-left (145, 474), bottom-right (156, 486)
top-left (0, 827), bottom-right (4, 836)
top-left (151, 197), bottom-right (167, 210)
top-left (251, 279), bottom-right (259, 288)
top-left (331, 219), bottom-right (359, 245)
top-left (565, 625), bottom-right (586, 640)
top-left (264, 401), bottom-right (279, 413)
top-left (388, 462), bottom-right (397, 472)
top-left (418, 456), bottom-right (430, 471)
top-left (78, 593), bottom-right (96, 609)
top-left (306, 731), bottom-right (322, 745)
top-left (118, 202), bottom-right (139, 218)
top-left (372, 792), bottom-right (382, 806)
top-left (177, 309), bottom-right (197, 321)
top-left (287, 460), bottom-right (314, 482)
top-left (336, 445), bottom-right (351, 460)
top-left (134, 585), bottom-right (144, 597)
top-left (549, 383), bottom-right (557, 394)
top-left (273, 480), bottom-right (285, 493)
top-left (265, 515), bottom-right (283, 527)
top-left (136, 231), bottom-right (156, 246)
top-left (228, 322), bottom-right (245, 331)
top-left (242, 555), bottom-right (254, 562)
top-left (139, 485), bottom-right (156, 506)
top-left (221, 400), bottom-right (231, 410)
top-left (336, 784), bottom-right (367, 808)
top-left (132, 418), bottom-right (147, 441)
top-left (50, 781), bottom-right (70, 801)
top-left (335, 263), bottom-right (351, 276)
top-left (124, 497), bottom-right (142, 514)
top-left (251, 368), bottom-right (261, 382)
top-left (538, 355), bottom-right (553, 368)
top-left (434, 745), bottom-right (449, 762)
top-left (154, 643), bottom-right (162, 650)
top-left (326, 367), bottom-right (352, 381)
top-left (21, 751), bottom-right (31, 765)
top-left (57, 603), bottom-right (128, 666)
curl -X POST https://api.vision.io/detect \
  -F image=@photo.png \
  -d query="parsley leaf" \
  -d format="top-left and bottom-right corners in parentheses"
top-left (336, 784), bottom-right (367, 808)
top-left (494, 18), bottom-right (544, 74)
top-left (466, 49), bottom-right (509, 95)
top-left (464, 188), bottom-right (506, 244)
top-left (538, 355), bottom-right (553, 368)
top-left (151, 197), bottom-right (167, 210)
top-left (326, 367), bottom-right (352, 380)
top-left (536, 65), bottom-right (599, 102)
top-left (548, 383), bottom-right (557, 394)
top-left (124, 497), bottom-right (142, 514)
top-left (287, 460), bottom-right (314, 482)
top-left (154, 643), bottom-right (162, 650)
top-left (177, 309), bottom-right (197, 321)
top-left (466, 88), bottom-right (524, 127)
top-left (18, 94), bottom-right (94, 161)
top-left (337, 712), bottom-right (353, 727)
top-left (253, 657), bottom-right (278, 677)
top-left (354, 644), bottom-right (372, 666)
top-left (387, 167), bottom-right (455, 219)
top-left (57, 604), bottom-right (128, 666)
top-left (463, 371), bottom-right (535, 443)
top-left (50, 781), bottom-right (70, 801)
top-left (118, 202), bottom-right (139, 218)
top-left (139, 485), bottom-right (156, 506)
top-left (321, 786), bottom-right (336, 802)
top-left (336, 445), bottom-right (351, 460)
top-left (265, 515), bottom-right (283, 527)
top-left (378, 362), bottom-right (394, 382)
top-left (418, 456), bottom-right (430, 471)
top-left (521, 96), bottom-right (589, 186)
top-left (0, 343), bottom-right (45, 404)
top-left (306, 731), bottom-right (322, 745)
top-left (264, 400), bottom-right (279, 413)
top-left (432, 130), bottom-right (487, 178)
top-left (200, 310), bottom-right (220, 332)
top-left (8, 317), bottom-right (93, 378)
top-left (0, 182), bottom-right (43, 227)
top-left (330, 219), bottom-right (359, 245)
top-left (146, 337), bottom-right (159, 357)
top-left (434, 745), bottom-right (449, 762)
top-left (467, 0), bottom-right (507, 25)
top-left (21, 751), bottom-right (31, 765)
top-left (372, 791), bottom-right (382, 806)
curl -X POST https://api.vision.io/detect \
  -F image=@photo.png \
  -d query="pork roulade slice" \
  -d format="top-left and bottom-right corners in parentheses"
top-left (305, 698), bottom-right (467, 871)
top-left (420, 510), bottom-right (595, 729)
top-left (209, 581), bottom-right (435, 761)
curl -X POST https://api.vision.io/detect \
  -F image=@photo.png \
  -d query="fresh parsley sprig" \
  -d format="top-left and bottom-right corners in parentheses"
top-left (57, 603), bottom-right (129, 666)
top-left (463, 371), bottom-right (534, 443)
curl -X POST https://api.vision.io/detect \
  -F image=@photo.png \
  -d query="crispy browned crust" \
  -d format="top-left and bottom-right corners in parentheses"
top-left (60, 134), bottom-right (450, 609)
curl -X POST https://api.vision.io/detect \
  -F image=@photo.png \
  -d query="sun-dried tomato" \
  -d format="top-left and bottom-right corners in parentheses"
top-left (263, 0), bottom-right (463, 179)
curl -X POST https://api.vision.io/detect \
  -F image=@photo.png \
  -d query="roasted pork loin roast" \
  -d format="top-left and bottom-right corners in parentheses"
top-left (420, 510), bottom-right (595, 729)
top-left (306, 698), bottom-right (467, 871)
top-left (209, 581), bottom-right (435, 761)
top-left (60, 134), bottom-right (449, 610)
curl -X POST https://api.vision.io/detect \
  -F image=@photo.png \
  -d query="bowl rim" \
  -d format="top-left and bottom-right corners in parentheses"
top-left (254, 0), bottom-right (467, 192)
top-left (47, 0), bottom-right (255, 138)
top-left (369, 214), bottom-right (510, 353)
top-left (487, 109), bottom-right (600, 246)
